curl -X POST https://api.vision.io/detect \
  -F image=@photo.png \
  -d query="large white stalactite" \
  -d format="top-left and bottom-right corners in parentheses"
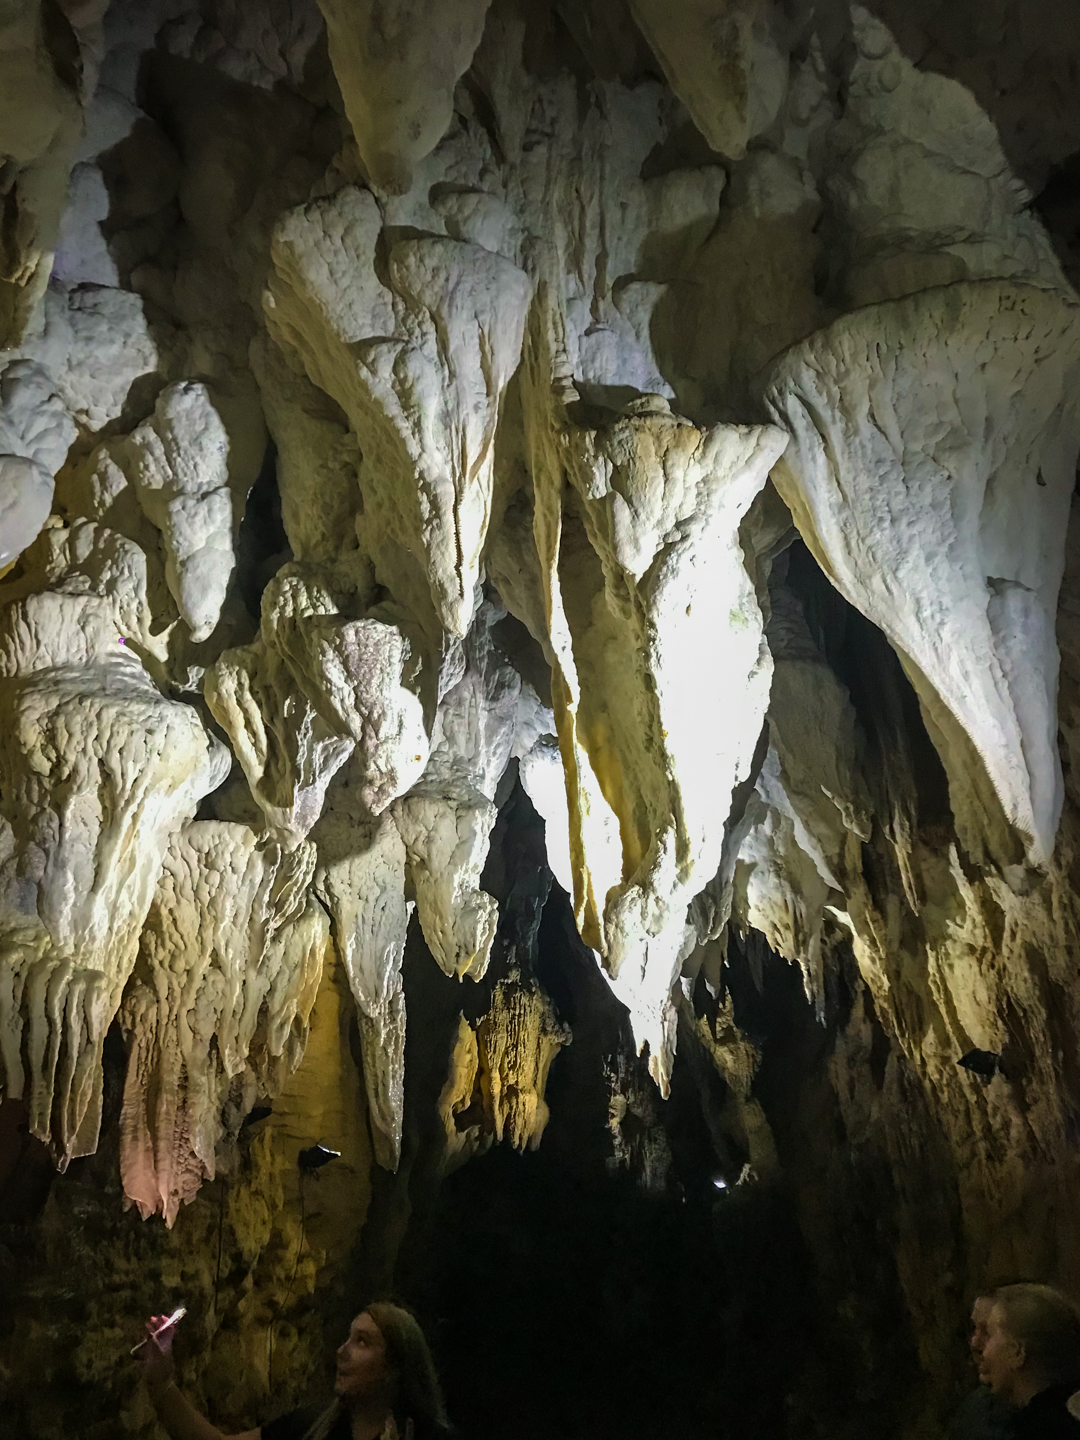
top-left (533, 391), bottom-right (787, 1088)
top-left (265, 185), bottom-right (532, 643)
top-left (315, 0), bottom-right (494, 195)
top-left (765, 280), bottom-right (1080, 876)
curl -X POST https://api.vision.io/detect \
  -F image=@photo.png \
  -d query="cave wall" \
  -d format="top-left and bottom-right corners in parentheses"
top-left (2, 1), bottom-right (1080, 1436)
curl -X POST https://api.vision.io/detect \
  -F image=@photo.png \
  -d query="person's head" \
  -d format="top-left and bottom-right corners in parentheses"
top-left (334, 1310), bottom-right (395, 1409)
top-left (335, 1302), bottom-right (448, 1436)
top-left (976, 1283), bottom-right (1080, 1405)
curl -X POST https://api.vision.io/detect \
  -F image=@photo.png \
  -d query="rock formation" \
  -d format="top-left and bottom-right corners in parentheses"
top-left (2, 0), bottom-right (1080, 1436)
top-left (765, 280), bottom-right (1080, 875)
top-left (119, 822), bottom-right (321, 1226)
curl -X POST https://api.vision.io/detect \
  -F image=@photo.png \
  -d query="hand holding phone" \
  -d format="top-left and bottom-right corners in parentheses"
top-left (132, 1306), bottom-right (184, 1402)
top-left (131, 1305), bottom-right (186, 1356)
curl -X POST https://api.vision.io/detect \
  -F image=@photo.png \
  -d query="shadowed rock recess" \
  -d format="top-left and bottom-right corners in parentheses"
top-left (2, 1), bottom-right (1080, 1436)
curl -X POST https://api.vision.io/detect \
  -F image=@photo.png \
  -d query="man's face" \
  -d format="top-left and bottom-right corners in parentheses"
top-left (970, 1296), bottom-right (994, 1362)
top-left (335, 1312), bottom-right (392, 1402)
top-left (977, 1303), bottom-right (1025, 1397)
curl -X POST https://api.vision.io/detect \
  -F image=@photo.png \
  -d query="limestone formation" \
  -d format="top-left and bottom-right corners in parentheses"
top-left (266, 185), bottom-right (532, 641)
top-left (393, 780), bottom-right (498, 983)
top-left (249, 332), bottom-right (363, 571)
top-left (0, 357), bottom-right (76, 568)
top-left (536, 392), bottom-right (787, 1087)
top-left (316, 0), bottom-right (493, 194)
top-left (628, 0), bottom-right (788, 161)
top-left (206, 566), bottom-right (429, 849)
top-left (764, 587), bottom-right (872, 900)
top-left (4, 3), bottom-right (1080, 1435)
top-left (765, 280), bottom-right (1080, 874)
top-left (18, 283), bottom-right (167, 431)
top-left (517, 733), bottom-right (575, 898)
top-left (726, 579), bottom-right (875, 1015)
top-left (827, 6), bottom-right (1068, 308)
top-left (114, 382), bottom-right (264, 643)
top-left (393, 602), bottom-right (527, 982)
top-left (733, 785), bottom-right (833, 1017)
top-left (0, 529), bottom-right (229, 1164)
top-left (314, 805), bottom-right (411, 1170)
top-left (474, 968), bottom-right (571, 1150)
top-left (118, 823), bottom-right (319, 1225)
top-left (437, 971), bottom-right (570, 1163)
top-left (0, 2), bottom-right (86, 346)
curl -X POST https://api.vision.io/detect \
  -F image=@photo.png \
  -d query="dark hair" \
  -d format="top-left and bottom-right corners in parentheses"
top-left (300, 1303), bottom-right (450, 1440)
top-left (991, 1283), bottom-right (1080, 1387)
top-left (366, 1301), bottom-right (450, 1439)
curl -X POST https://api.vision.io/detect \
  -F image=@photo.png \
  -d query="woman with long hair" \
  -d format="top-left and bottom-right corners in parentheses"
top-left (138, 1301), bottom-right (450, 1440)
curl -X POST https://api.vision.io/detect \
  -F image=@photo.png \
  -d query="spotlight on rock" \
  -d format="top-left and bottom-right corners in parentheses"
top-left (958, 1049), bottom-right (1003, 1081)
top-left (298, 1143), bottom-right (341, 1173)
top-left (712, 1176), bottom-right (728, 1191)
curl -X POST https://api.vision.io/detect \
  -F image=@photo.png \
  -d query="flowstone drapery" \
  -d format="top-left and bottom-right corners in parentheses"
top-left (0, 527), bottom-right (229, 1165)
top-left (206, 567), bottom-right (430, 850)
top-left (119, 823), bottom-right (320, 1225)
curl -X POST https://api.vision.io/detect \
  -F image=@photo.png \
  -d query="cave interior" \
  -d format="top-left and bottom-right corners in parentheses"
top-left (3, 0), bottom-right (1080, 1436)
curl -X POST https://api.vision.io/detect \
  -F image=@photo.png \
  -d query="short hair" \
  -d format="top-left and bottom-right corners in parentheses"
top-left (990, 1283), bottom-right (1080, 1386)
top-left (366, 1301), bottom-right (450, 1439)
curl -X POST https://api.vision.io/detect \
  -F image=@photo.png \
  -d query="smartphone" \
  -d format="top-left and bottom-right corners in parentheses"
top-left (131, 1305), bottom-right (187, 1355)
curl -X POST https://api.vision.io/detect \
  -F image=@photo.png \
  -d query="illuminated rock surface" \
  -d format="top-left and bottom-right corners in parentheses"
top-left (765, 281), bottom-right (1080, 872)
top-left (0, 358), bottom-right (75, 568)
top-left (119, 822), bottom-right (320, 1225)
top-left (544, 397), bottom-right (787, 1088)
top-left (0, 531), bottom-right (229, 1165)
top-left (2, 2), bottom-right (1080, 1437)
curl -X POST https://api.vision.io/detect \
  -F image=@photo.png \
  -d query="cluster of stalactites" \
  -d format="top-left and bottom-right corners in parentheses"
top-left (1, 0), bottom-right (1080, 1223)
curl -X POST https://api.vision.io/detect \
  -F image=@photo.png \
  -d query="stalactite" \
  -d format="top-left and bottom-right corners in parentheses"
top-left (765, 280), bottom-right (1080, 873)
top-left (0, 527), bottom-right (229, 1164)
top-left (118, 823), bottom-right (319, 1225)
top-left (3, 4), bottom-right (1080, 1432)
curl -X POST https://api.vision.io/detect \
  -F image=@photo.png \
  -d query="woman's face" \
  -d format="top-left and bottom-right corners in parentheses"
top-left (977, 1303), bottom-right (1025, 1397)
top-left (335, 1312), bottom-right (393, 1403)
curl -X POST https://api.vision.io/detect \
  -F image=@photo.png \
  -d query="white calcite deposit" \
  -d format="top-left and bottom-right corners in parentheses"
top-left (3, 16), bottom-right (1080, 1411)
top-left (765, 280), bottom-right (1080, 873)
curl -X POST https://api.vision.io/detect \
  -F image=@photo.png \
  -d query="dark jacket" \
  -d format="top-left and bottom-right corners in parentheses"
top-left (261, 1406), bottom-right (350, 1440)
top-left (261, 1406), bottom-right (454, 1440)
top-left (1009, 1384), bottom-right (1080, 1438)
top-left (952, 1385), bottom-right (1012, 1440)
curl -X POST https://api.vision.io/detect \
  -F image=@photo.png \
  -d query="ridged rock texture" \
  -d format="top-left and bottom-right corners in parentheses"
top-left (2, 0), bottom-right (1080, 1436)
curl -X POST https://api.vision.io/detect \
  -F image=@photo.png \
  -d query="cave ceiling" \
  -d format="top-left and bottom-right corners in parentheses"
top-left (1, 0), bottom-right (1080, 1329)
